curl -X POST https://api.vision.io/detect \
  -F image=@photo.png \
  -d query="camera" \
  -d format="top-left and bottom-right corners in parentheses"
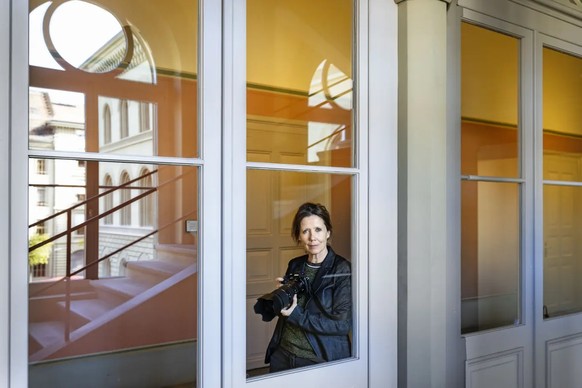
top-left (253, 274), bottom-right (309, 322)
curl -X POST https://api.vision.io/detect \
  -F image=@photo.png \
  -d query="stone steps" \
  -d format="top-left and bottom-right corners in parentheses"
top-left (29, 245), bottom-right (196, 359)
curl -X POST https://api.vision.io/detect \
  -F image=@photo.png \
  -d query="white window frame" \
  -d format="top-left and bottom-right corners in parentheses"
top-left (1, 0), bottom-right (12, 385)
top-left (221, 0), bottom-right (397, 386)
top-left (4, 1), bottom-right (224, 387)
top-left (8, 0), bottom-right (30, 384)
top-left (458, 7), bottom-right (535, 385)
top-left (3, 0), bottom-right (396, 386)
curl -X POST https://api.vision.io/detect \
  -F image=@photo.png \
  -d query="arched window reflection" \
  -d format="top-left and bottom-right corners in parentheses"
top-left (103, 104), bottom-right (112, 144)
top-left (140, 102), bottom-right (151, 132)
top-left (30, 0), bottom-right (157, 82)
top-left (307, 59), bottom-right (353, 166)
top-left (120, 100), bottom-right (129, 139)
top-left (120, 171), bottom-right (131, 225)
top-left (139, 169), bottom-right (153, 227)
top-left (103, 174), bottom-right (114, 225)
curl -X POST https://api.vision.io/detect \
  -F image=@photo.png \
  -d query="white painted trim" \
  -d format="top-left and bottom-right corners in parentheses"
top-left (533, 32), bottom-right (582, 387)
top-left (354, 0), bottom-right (370, 377)
top-left (27, 150), bottom-right (204, 166)
top-left (368, 0), bottom-right (399, 386)
top-left (247, 162), bottom-right (359, 175)
top-left (11, 0), bottom-right (30, 385)
top-left (513, 0), bottom-right (582, 24)
top-left (0, 0), bottom-right (9, 385)
top-left (460, 0), bottom-right (582, 43)
top-left (447, 3), bottom-right (466, 386)
top-left (459, 6), bottom-right (536, 388)
top-left (223, 0), bottom-right (380, 386)
top-left (546, 333), bottom-right (582, 387)
top-left (199, 0), bottom-right (223, 386)
top-left (221, 0), bottom-right (247, 385)
top-left (466, 347), bottom-right (524, 388)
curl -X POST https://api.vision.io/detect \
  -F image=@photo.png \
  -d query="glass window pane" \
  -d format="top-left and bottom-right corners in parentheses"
top-left (28, 1), bottom-right (198, 158)
top-left (247, 0), bottom-right (354, 167)
top-left (543, 47), bottom-right (582, 182)
top-left (461, 22), bottom-right (520, 178)
top-left (246, 170), bottom-right (353, 376)
top-left (28, 160), bottom-right (198, 386)
top-left (543, 184), bottom-right (582, 318)
top-left (542, 47), bottom-right (582, 319)
top-left (461, 181), bottom-right (520, 334)
top-left (27, 1), bottom-right (199, 385)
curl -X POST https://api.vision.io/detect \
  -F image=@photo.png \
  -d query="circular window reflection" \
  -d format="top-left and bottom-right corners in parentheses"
top-left (49, 1), bottom-right (127, 73)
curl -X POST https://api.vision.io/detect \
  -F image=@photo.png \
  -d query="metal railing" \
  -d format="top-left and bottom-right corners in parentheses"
top-left (28, 168), bottom-right (196, 345)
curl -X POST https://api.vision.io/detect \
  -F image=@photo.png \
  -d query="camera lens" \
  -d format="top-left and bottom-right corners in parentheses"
top-left (253, 274), bottom-right (307, 321)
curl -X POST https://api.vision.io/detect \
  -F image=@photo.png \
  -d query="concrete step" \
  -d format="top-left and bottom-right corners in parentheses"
top-left (91, 277), bottom-right (152, 302)
top-left (126, 260), bottom-right (188, 283)
top-left (155, 244), bottom-right (197, 267)
top-left (29, 320), bottom-right (65, 349)
top-left (29, 278), bottom-right (93, 297)
top-left (57, 298), bottom-right (115, 322)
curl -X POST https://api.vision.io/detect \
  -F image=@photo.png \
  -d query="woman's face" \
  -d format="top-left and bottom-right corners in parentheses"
top-left (298, 215), bottom-right (330, 261)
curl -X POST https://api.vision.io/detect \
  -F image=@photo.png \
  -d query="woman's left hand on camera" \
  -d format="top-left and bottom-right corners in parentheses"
top-left (280, 294), bottom-right (298, 316)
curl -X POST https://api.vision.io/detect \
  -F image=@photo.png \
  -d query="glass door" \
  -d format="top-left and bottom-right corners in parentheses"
top-left (223, 0), bottom-right (370, 386)
top-left (535, 34), bottom-right (582, 387)
top-left (21, 0), bottom-right (222, 386)
top-left (459, 8), bottom-right (535, 388)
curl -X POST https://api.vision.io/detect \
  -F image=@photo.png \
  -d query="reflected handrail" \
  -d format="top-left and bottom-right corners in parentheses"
top-left (28, 167), bottom-right (195, 296)
top-left (28, 169), bottom-right (158, 252)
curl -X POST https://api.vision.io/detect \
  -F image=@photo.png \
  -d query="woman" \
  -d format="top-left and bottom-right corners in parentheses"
top-left (265, 202), bottom-right (352, 372)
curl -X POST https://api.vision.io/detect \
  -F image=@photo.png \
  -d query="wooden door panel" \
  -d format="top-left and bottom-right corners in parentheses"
top-left (544, 155), bottom-right (582, 315)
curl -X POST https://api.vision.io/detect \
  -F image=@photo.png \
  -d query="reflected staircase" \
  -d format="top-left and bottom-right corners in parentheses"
top-left (29, 244), bottom-right (197, 362)
top-left (28, 169), bottom-right (198, 362)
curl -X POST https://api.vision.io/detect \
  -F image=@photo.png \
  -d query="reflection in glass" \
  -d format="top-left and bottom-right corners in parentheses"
top-left (98, 96), bottom-right (157, 154)
top-left (461, 181), bottom-right (520, 334)
top-left (28, 160), bottom-right (198, 384)
top-left (543, 185), bottom-right (582, 318)
top-left (461, 22), bottom-right (519, 178)
top-left (29, 1), bottom-right (198, 158)
top-left (543, 47), bottom-right (582, 182)
top-left (28, 0), bottom-right (199, 384)
top-left (29, 2), bottom-right (64, 71)
top-left (29, 87), bottom-right (86, 152)
top-left (460, 22), bottom-right (522, 334)
top-left (542, 47), bottom-right (582, 319)
top-left (247, 0), bottom-right (354, 167)
top-left (246, 170), bottom-right (353, 376)
top-left (50, 1), bottom-right (126, 72)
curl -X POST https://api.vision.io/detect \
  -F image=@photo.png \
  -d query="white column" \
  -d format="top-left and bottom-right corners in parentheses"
top-left (368, 0), bottom-right (399, 386)
top-left (396, 0), bottom-right (463, 387)
top-left (9, 0), bottom-right (31, 386)
top-left (0, 0), bottom-right (9, 384)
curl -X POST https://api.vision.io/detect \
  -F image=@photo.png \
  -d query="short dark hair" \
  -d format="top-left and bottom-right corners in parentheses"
top-left (291, 202), bottom-right (333, 242)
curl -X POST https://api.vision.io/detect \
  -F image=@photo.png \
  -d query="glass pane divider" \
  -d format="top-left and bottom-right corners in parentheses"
top-left (461, 174), bottom-right (525, 183)
top-left (542, 179), bottom-right (582, 187)
top-left (247, 161), bottom-right (359, 175)
top-left (28, 150), bottom-right (204, 166)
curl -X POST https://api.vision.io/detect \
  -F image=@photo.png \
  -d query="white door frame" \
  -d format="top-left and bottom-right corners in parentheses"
top-left (4, 1), bottom-right (225, 386)
top-left (3, 0), bottom-right (398, 386)
top-left (459, 0), bottom-right (582, 387)
top-left (8, 0), bottom-right (31, 385)
top-left (0, 0), bottom-right (9, 383)
top-left (534, 33), bottom-right (582, 387)
top-left (221, 0), bottom-right (398, 386)
top-left (457, 3), bottom-right (536, 388)
top-left (198, 0), bottom-right (223, 386)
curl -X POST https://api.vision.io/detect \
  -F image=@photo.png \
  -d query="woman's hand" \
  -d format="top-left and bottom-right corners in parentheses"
top-left (280, 294), bottom-right (298, 316)
top-left (275, 277), bottom-right (284, 288)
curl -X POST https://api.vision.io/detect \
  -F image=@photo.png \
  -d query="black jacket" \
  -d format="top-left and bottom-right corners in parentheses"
top-left (265, 246), bottom-right (352, 363)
